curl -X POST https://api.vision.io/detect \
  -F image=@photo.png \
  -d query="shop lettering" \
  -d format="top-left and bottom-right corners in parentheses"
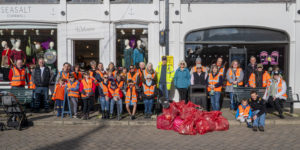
top-left (75, 26), bottom-right (95, 32)
top-left (0, 6), bottom-right (31, 18)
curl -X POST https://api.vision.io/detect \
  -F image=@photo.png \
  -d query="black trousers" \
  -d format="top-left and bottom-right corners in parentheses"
top-left (177, 88), bottom-right (188, 103)
top-left (82, 98), bottom-right (93, 114)
top-left (268, 97), bottom-right (283, 115)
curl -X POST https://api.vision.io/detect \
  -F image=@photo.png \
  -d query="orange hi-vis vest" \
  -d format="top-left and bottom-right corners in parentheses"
top-left (67, 81), bottom-right (80, 98)
top-left (81, 78), bottom-right (94, 98)
top-left (138, 69), bottom-right (144, 87)
top-left (28, 73), bottom-right (36, 89)
top-left (248, 73), bottom-right (256, 88)
top-left (11, 67), bottom-right (26, 87)
top-left (127, 72), bottom-right (139, 84)
top-left (238, 105), bottom-right (251, 117)
top-left (99, 81), bottom-right (110, 97)
top-left (116, 80), bottom-right (124, 89)
top-left (192, 65), bottom-right (206, 73)
top-left (109, 87), bottom-right (120, 97)
top-left (143, 69), bottom-right (156, 80)
top-left (52, 84), bottom-right (65, 101)
top-left (96, 70), bottom-right (104, 79)
top-left (207, 73), bottom-right (222, 92)
top-left (142, 83), bottom-right (155, 96)
top-left (226, 68), bottom-right (243, 86)
top-left (89, 70), bottom-right (99, 85)
top-left (73, 72), bottom-right (83, 82)
top-left (277, 79), bottom-right (288, 98)
top-left (61, 71), bottom-right (70, 81)
top-left (112, 70), bottom-right (117, 78)
top-left (218, 66), bottom-right (225, 76)
top-left (262, 71), bottom-right (271, 87)
top-left (125, 86), bottom-right (137, 104)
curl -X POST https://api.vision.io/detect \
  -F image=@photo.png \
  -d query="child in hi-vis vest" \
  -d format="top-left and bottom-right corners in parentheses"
top-left (66, 74), bottom-right (80, 118)
top-left (52, 78), bottom-right (66, 117)
top-left (236, 99), bottom-right (252, 128)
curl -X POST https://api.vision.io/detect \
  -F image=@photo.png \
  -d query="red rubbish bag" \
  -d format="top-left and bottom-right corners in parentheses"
top-left (163, 103), bottom-right (179, 121)
top-left (196, 119), bottom-right (211, 135)
top-left (174, 100), bottom-right (185, 112)
top-left (172, 116), bottom-right (184, 132)
top-left (157, 115), bottom-right (172, 130)
top-left (215, 116), bottom-right (229, 131)
top-left (178, 116), bottom-right (197, 135)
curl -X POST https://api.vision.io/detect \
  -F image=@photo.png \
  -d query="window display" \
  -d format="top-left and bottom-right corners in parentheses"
top-left (0, 29), bottom-right (57, 81)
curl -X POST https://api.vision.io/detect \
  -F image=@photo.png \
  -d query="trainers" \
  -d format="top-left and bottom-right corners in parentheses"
top-left (258, 126), bottom-right (265, 132)
top-left (253, 126), bottom-right (258, 132)
top-left (73, 115), bottom-right (78, 119)
top-left (117, 115), bottom-right (121, 121)
top-left (132, 115), bottom-right (136, 120)
top-left (279, 114), bottom-right (285, 119)
top-left (247, 124), bottom-right (253, 128)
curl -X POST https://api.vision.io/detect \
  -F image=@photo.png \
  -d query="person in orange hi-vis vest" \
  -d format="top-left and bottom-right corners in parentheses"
top-left (66, 74), bottom-right (80, 118)
top-left (225, 60), bottom-right (244, 110)
top-left (143, 63), bottom-right (156, 83)
top-left (57, 62), bottom-right (71, 83)
top-left (109, 81), bottom-right (124, 121)
top-left (137, 62), bottom-right (146, 87)
top-left (108, 62), bottom-right (118, 78)
top-left (127, 65), bottom-right (140, 86)
top-left (263, 71), bottom-right (287, 119)
top-left (9, 59), bottom-right (27, 89)
top-left (207, 65), bottom-right (223, 111)
top-left (141, 74), bottom-right (158, 119)
top-left (79, 72), bottom-right (96, 120)
top-left (215, 57), bottom-right (226, 78)
top-left (28, 65), bottom-right (36, 90)
top-left (98, 73), bottom-right (111, 119)
top-left (125, 79), bottom-right (138, 120)
top-left (236, 99), bottom-right (252, 128)
top-left (72, 64), bottom-right (83, 82)
top-left (52, 78), bottom-right (66, 117)
top-left (190, 57), bottom-right (207, 74)
top-left (248, 63), bottom-right (271, 88)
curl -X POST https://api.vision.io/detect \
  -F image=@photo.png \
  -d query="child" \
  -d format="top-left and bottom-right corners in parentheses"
top-left (73, 64), bottom-right (83, 82)
top-left (79, 72), bottom-right (96, 120)
top-left (66, 74), bottom-right (80, 118)
top-left (98, 74), bottom-right (111, 119)
top-left (236, 99), bottom-right (252, 128)
top-left (28, 65), bottom-right (36, 111)
top-left (109, 82), bottom-right (124, 120)
top-left (141, 74), bottom-right (157, 119)
top-left (125, 79), bottom-right (138, 120)
top-left (52, 78), bottom-right (66, 117)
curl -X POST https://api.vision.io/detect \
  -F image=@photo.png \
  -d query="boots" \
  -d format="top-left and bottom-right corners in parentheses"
top-left (101, 111), bottom-right (105, 119)
top-left (86, 113), bottom-right (89, 120)
top-left (105, 111), bottom-right (109, 119)
top-left (82, 113), bottom-right (87, 120)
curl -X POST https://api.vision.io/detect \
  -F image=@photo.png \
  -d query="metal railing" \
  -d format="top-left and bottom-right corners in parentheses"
top-left (0, 0), bottom-right (60, 4)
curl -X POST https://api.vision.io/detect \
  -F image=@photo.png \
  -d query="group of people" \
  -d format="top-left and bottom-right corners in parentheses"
top-left (8, 54), bottom-right (288, 125)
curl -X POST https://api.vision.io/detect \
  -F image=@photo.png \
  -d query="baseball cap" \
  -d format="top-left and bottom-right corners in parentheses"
top-left (162, 56), bottom-right (167, 61)
top-left (273, 71), bottom-right (280, 75)
top-left (196, 57), bottom-right (202, 63)
top-left (257, 63), bottom-right (263, 68)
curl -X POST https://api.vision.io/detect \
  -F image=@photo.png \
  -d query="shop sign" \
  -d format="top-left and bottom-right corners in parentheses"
top-left (75, 25), bottom-right (96, 33)
top-left (0, 6), bottom-right (31, 18)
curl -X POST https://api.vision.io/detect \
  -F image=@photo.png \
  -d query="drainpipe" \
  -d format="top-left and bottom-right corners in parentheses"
top-left (165, 0), bottom-right (169, 56)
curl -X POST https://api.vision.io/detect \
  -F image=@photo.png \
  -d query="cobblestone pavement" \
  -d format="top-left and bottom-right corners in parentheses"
top-left (0, 125), bottom-right (300, 150)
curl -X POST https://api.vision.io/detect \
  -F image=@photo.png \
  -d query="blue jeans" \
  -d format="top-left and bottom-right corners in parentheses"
top-left (34, 87), bottom-right (49, 109)
top-left (144, 99), bottom-right (153, 114)
top-left (229, 92), bottom-right (236, 110)
top-left (210, 92), bottom-right (220, 111)
top-left (252, 110), bottom-right (266, 127)
top-left (55, 100), bottom-right (63, 116)
top-left (11, 86), bottom-right (25, 89)
top-left (159, 83), bottom-right (168, 100)
top-left (99, 97), bottom-right (110, 111)
top-left (110, 98), bottom-right (123, 115)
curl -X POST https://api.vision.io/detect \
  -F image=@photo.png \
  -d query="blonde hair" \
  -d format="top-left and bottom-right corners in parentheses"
top-left (146, 63), bottom-right (153, 70)
top-left (230, 60), bottom-right (240, 68)
top-left (90, 60), bottom-right (97, 66)
top-left (178, 60), bottom-right (187, 68)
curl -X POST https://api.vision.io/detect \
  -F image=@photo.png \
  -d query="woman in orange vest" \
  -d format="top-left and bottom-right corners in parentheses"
top-left (98, 74), bottom-right (111, 119)
top-left (141, 74), bottom-right (157, 119)
top-left (207, 65), bottom-right (223, 111)
top-left (127, 65), bottom-right (139, 85)
top-left (72, 64), bottom-right (83, 82)
top-left (109, 82), bottom-right (124, 120)
top-left (225, 60), bottom-right (244, 110)
top-left (79, 72), bottom-right (96, 120)
top-left (52, 78), bottom-right (66, 117)
top-left (66, 74), bottom-right (80, 118)
top-left (143, 63), bottom-right (156, 83)
top-left (263, 71), bottom-right (287, 119)
top-left (115, 74), bottom-right (125, 92)
top-left (108, 62), bottom-right (118, 78)
top-left (9, 59), bottom-right (27, 89)
top-left (120, 67), bottom-right (128, 81)
top-left (125, 79), bottom-right (138, 120)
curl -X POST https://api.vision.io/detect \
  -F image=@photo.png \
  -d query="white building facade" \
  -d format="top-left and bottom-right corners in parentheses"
top-left (0, 0), bottom-right (300, 107)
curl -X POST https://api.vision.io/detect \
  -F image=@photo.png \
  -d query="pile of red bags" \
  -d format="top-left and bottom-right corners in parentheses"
top-left (157, 101), bottom-right (229, 135)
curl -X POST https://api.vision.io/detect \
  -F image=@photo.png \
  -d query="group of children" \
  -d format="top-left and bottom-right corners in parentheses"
top-left (52, 63), bottom-right (158, 121)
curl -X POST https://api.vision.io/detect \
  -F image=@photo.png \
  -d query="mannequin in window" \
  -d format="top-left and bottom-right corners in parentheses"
top-left (1, 41), bottom-right (12, 68)
top-left (35, 42), bottom-right (44, 60)
top-left (10, 40), bottom-right (26, 65)
top-left (44, 41), bottom-right (57, 70)
top-left (124, 39), bottom-right (133, 69)
top-left (133, 40), bottom-right (145, 67)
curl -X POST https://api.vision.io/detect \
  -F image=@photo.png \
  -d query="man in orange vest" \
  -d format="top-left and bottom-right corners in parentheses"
top-left (56, 62), bottom-right (71, 82)
top-left (98, 74), bottom-right (111, 119)
top-left (248, 63), bottom-right (271, 88)
top-left (190, 57), bottom-right (206, 74)
top-left (215, 57), bottom-right (225, 77)
top-left (127, 65), bottom-right (139, 86)
top-left (137, 62), bottom-right (146, 87)
top-left (141, 74), bottom-right (157, 119)
top-left (9, 59), bottom-right (27, 89)
top-left (66, 74), bottom-right (80, 118)
top-left (109, 82), bottom-right (124, 120)
top-left (263, 71), bottom-right (287, 119)
top-left (125, 79), bottom-right (138, 120)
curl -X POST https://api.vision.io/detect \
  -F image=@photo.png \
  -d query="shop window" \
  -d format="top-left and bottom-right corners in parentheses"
top-left (0, 0), bottom-right (60, 4)
top-left (67, 0), bottom-right (103, 4)
top-left (185, 27), bottom-right (289, 79)
top-left (0, 29), bottom-right (57, 81)
top-left (74, 40), bottom-right (99, 70)
top-left (110, 0), bottom-right (153, 4)
top-left (116, 28), bottom-right (148, 69)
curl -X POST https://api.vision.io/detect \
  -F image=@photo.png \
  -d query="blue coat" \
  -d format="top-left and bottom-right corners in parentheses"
top-left (133, 48), bottom-right (144, 65)
top-left (174, 67), bottom-right (191, 89)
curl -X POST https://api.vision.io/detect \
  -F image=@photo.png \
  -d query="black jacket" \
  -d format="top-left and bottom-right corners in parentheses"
top-left (140, 81), bottom-right (158, 100)
top-left (33, 66), bottom-right (51, 87)
top-left (248, 97), bottom-right (266, 117)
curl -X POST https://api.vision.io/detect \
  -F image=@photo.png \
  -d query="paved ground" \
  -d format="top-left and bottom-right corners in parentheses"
top-left (0, 125), bottom-right (300, 150)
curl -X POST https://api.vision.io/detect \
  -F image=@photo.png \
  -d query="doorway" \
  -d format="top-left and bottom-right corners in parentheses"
top-left (74, 40), bottom-right (99, 70)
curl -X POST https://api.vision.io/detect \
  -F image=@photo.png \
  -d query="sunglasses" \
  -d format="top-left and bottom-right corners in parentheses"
top-left (196, 67), bottom-right (201, 69)
top-left (130, 68), bottom-right (134, 69)
top-left (104, 77), bottom-right (108, 78)
top-left (180, 63), bottom-right (185, 65)
top-left (147, 78), bottom-right (152, 79)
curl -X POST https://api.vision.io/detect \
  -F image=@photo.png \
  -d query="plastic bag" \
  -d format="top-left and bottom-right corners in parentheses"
top-left (178, 116), bottom-right (197, 135)
top-left (173, 100), bottom-right (185, 113)
top-left (196, 119), bottom-right (211, 135)
top-left (157, 115), bottom-right (172, 130)
top-left (172, 116), bottom-right (184, 132)
top-left (163, 103), bottom-right (179, 121)
top-left (215, 116), bottom-right (229, 131)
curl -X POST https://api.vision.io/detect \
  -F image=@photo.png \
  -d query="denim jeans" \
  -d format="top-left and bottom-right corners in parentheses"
top-left (229, 92), bottom-right (236, 110)
top-left (252, 110), bottom-right (266, 127)
top-left (159, 83), bottom-right (168, 100)
top-left (70, 97), bottom-right (78, 115)
top-left (210, 92), bottom-right (220, 111)
top-left (99, 97), bottom-right (110, 111)
top-left (110, 99), bottom-right (123, 115)
top-left (55, 100), bottom-right (63, 116)
top-left (144, 99), bottom-right (153, 114)
top-left (34, 87), bottom-right (49, 109)
top-left (11, 86), bottom-right (25, 89)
